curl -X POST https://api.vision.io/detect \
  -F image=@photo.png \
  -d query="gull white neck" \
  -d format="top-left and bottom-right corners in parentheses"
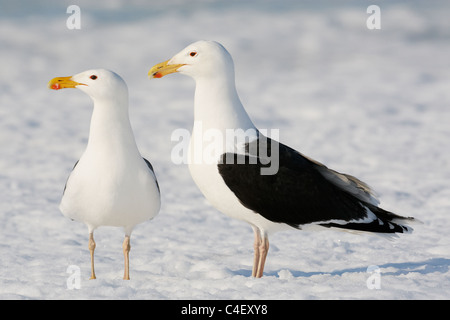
top-left (189, 76), bottom-right (258, 162)
top-left (193, 77), bottom-right (255, 132)
top-left (86, 97), bottom-right (138, 155)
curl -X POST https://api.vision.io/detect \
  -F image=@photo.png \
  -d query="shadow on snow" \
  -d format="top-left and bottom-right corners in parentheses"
top-left (232, 258), bottom-right (450, 278)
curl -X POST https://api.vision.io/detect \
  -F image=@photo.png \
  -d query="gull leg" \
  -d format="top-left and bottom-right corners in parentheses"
top-left (255, 234), bottom-right (269, 278)
top-left (123, 235), bottom-right (131, 280)
top-left (252, 227), bottom-right (261, 277)
top-left (88, 232), bottom-right (96, 280)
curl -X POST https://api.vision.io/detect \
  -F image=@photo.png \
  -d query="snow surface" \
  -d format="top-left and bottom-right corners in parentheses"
top-left (1, 0), bottom-right (449, 300)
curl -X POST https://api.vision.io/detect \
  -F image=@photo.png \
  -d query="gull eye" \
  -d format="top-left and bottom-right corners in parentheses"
top-left (90, 75), bottom-right (98, 80)
top-left (189, 51), bottom-right (198, 57)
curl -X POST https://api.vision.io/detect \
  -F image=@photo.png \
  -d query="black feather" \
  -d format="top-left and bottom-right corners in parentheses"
top-left (218, 137), bottom-right (413, 233)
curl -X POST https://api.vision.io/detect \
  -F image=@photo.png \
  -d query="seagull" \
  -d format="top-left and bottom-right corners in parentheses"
top-left (48, 69), bottom-right (161, 280)
top-left (149, 40), bottom-right (415, 278)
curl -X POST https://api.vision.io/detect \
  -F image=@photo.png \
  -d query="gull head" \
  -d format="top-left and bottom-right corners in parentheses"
top-left (149, 40), bottom-right (235, 81)
top-left (48, 69), bottom-right (128, 102)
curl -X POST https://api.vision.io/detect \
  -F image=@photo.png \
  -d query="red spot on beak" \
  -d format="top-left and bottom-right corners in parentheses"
top-left (51, 83), bottom-right (61, 90)
top-left (153, 72), bottom-right (162, 79)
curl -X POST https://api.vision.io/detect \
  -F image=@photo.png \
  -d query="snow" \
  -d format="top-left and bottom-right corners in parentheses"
top-left (1, 0), bottom-right (449, 300)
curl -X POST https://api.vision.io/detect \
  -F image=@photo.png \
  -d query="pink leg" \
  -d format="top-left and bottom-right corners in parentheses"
top-left (252, 227), bottom-right (261, 277)
top-left (255, 235), bottom-right (269, 278)
top-left (251, 227), bottom-right (269, 278)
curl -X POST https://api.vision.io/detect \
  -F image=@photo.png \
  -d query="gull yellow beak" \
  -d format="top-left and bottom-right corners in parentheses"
top-left (48, 76), bottom-right (85, 90)
top-left (148, 60), bottom-right (185, 78)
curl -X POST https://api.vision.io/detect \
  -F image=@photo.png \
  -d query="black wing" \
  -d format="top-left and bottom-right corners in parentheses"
top-left (143, 157), bottom-right (160, 193)
top-left (217, 136), bottom-right (413, 233)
